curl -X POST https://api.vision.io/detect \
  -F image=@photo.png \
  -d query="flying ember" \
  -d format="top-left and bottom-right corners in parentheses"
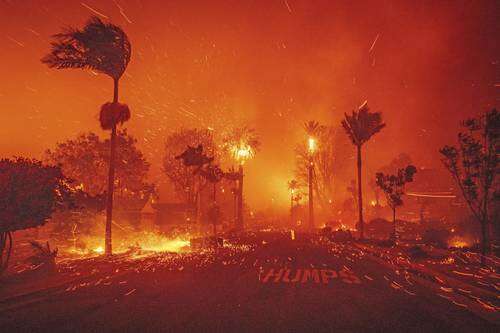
top-left (0, 1), bottom-right (498, 332)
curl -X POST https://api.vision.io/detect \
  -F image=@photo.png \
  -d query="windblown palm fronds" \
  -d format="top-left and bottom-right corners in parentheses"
top-left (341, 101), bottom-right (385, 147)
top-left (42, 16), bottom-right (131, 80)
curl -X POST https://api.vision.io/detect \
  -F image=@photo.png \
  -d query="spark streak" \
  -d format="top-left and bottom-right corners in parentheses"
top-left (6, 36), bottom-right (24, 47)
top-left (284, 0), bottom-right (292, 13)
top-left (406, 192), bottom-right (456, 198)
top-left (81, 2), bottom-right (109, 19)
top-left (113, 0), bottom-right (133, 23)
top-left (369, 33), bottom-right (380, 53)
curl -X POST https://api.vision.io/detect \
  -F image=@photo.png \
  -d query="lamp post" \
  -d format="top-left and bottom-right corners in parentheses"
top-left (308, 136), bottom-right (316, 231)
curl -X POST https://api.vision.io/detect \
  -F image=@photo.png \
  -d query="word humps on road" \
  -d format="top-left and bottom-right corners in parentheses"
top-left (260, 268), bottom-right (361, 285)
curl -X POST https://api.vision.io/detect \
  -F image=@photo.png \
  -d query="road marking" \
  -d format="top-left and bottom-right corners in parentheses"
top-left (260, 268), bottom-right (361, 285)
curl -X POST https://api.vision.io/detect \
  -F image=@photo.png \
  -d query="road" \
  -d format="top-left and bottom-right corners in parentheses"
top-left (0, 234), bottom-right (498, 332)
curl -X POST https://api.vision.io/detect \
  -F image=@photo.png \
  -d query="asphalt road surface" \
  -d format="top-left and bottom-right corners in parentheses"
top-left (0, 234), bottom-right (498, 332)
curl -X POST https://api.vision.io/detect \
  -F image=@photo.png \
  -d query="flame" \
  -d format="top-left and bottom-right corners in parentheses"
top-left (67, 231), bottom-right (191, 257)
top-left (448, 237), bottom-right (470, 248)
top-left (232, 144), bottom-right (253, 164)
top-left (308, 137), bottom-right (316, 153)
top-left (137, 236), bottom-right (190, 253)
top-left (93, 246), bottom-right (104, 254)
top-left (338, 224), bottom-right (356, 232)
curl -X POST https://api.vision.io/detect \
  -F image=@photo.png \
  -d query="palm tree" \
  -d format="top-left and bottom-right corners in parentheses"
top-left (304, 121), bottom-right (321, 138)
top-left (341, 102), bottom-right (385, 239)
top-left (42, 16), bottom-right (132, 255)
top-left (303, 120), bottom-right (321, 230)
top-left (223, 127), bottom-right (260, 229)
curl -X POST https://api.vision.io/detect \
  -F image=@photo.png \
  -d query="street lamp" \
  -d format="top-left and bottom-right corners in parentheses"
top-left (307, 136), bottom-right (316, 231)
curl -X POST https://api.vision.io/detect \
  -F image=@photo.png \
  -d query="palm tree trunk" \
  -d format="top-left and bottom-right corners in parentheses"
top-left (308, 158), bottom-right (314, 231)
top-left (357, 145), bottom-right (364, 240)
top-left (238, 165), bottom-right (244, 230)
top-left (105, 78), bottom-right (119, 256)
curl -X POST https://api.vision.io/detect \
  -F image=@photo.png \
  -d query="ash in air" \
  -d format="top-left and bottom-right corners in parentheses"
top-left (0, 2), bottom-right (499, 332)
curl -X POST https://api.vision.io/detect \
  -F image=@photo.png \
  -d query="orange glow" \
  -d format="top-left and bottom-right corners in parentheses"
top-left (0, 2), bottom-right (497, 212)
top-left (69, 231), bottom-right (191, 257)
top-left (308, 137), bottom-right (316, 153)
top-left (93, 246), bottom-right (104, 254)
top-left (232, 144), bottom-right (253, 164)
top-left (448, 237), bottom-right (470, 248)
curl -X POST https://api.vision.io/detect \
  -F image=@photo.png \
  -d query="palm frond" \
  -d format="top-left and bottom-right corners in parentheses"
top-left (341, 102), bottom-right (385, 146)
top-left (304, 120), bottom-right (321, 136)
top-left (42, 16), bottom-right (131, 79)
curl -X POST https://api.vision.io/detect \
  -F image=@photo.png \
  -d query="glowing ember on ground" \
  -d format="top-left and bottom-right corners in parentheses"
top-left (448, 237), bottom-right (470, 248)
top-left (138, 237), bottom-right (190, 253)
top-left (66, 232), bottom-right (191, 257)
top-left (93, 246), bottom-right (104, 254)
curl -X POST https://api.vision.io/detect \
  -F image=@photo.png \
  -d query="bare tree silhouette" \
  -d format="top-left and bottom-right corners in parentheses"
top-left (440, 109), bottom-right (499, 264)
top-left (342, 101), bottom-right (385, 239)
top-left (376, 165), bottom-right (417, 240)
top-left (42, 16), bottom-right (132, 255)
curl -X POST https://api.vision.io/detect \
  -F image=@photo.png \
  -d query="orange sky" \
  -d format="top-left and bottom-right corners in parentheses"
top-left (0, 0), bottom-right (498, 209)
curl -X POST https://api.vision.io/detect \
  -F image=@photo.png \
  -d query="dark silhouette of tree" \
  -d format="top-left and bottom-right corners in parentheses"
top-left (296, 124), bottom-right (355, 217)
top-left (295, 124), bottom-right (336, 215)
top-left (440, 109), bottom-right (499, 262)
top-left (200, 164), bottom-right (224, 240)
top-left (378, 153), bottom-right (413, 174)
top-left (164, 128), bottom-right (217, 208)
top-left (45, 130), bottom-right (151, 200)
top-left (42, 16), bottom-right (132, 255)
top-left (371, 153), bottom-right (413, 207)
top-left (222, 127), bottom-right (260, 229)
top-left (45, 131), bottom-right (153, 234)
top-left (0, 158), bottom-right (72, 274)
top-left (342, 101), bottom-right (385, 239)
top-left (303, 121), bottom-right (321, 230)
top-left (376, 165), bottom-right (417, 240)
top-left (175, 144), bottom-right (214, 172)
